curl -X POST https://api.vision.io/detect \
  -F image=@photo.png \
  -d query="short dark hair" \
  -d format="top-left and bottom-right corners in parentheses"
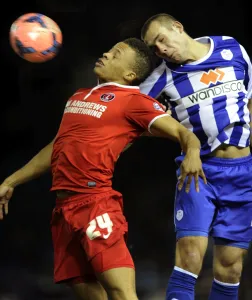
top-left (141, 13), bottom-right (177, 40)
top-left (123, 37), bottom-right (155, 86)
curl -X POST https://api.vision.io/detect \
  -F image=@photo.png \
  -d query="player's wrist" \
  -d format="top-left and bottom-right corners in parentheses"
top-left (4, 174), bottom-right (20, 188)
top-left (185, 147), bottom-right (200, 156)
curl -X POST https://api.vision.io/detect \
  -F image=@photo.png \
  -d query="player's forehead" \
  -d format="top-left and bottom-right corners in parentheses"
top-left (144, 21), bottom-right (168, 44)
top-left (110, 42), bottom-right (131, 53)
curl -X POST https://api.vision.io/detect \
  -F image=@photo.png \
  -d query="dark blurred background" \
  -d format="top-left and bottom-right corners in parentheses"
top-left (0, 1), bottom-right (251, 299)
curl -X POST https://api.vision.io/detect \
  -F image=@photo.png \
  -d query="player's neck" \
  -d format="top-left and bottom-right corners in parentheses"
top-left (184, 37), bottom-right (211, 63)
top-left (97, 77), bottom-right (128, 86)
top-left (97, 78), bottom-right (105, 85)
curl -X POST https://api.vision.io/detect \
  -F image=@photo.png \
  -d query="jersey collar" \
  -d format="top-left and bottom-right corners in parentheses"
top-left (96, 81), bottom-right (139, 90)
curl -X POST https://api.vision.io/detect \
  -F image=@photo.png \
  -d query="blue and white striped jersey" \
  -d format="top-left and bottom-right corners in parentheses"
top-left (140, 36), bottom-right (252, 155)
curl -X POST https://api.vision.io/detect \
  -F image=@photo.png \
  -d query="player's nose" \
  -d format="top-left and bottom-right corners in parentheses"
top-left (155, 45), bottom-right (167, 57)
top-left (102, 52), bottom-right (110, 59)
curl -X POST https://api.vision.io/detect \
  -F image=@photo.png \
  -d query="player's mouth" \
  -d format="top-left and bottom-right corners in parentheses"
top-left (95, 59), bottom-right (104, 67)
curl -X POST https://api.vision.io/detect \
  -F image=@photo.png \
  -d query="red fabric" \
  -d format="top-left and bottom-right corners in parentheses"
top-left (51, 190), bottom-right (133, 283)
top-left (51, 83), bottom-right (166, 193)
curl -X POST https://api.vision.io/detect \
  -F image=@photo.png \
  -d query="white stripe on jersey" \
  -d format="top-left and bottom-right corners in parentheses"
top-left (166, 68), bottom-right (195, 133)
top-left (139, 60), bottom-right (167, 97)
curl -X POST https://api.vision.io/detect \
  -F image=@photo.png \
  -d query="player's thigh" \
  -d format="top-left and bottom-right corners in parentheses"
top-left (90, 237), bottom-right (137, 299)
top-left (174, 171), bottom-right (213, 271)
top-left (174, 166), bottom-right (216, 239)
top-left (71, 281), bottom-right (108, 300)
top-left (211, 200), bottom-right (252, 244)
top-left (80, 191), bottom-right (129, 262)
top-left (211, 155), bottom-right (252, 243)
top-left (51, 206), bottom-right (98, 285)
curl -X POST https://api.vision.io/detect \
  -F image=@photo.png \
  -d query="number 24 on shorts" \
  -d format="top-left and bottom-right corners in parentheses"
top-left (86, 213), bottom-right (113, 240)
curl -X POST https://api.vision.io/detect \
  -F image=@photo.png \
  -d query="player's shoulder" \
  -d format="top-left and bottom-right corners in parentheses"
top-left (128, 92), bottom-right (165, 110)
top-left (129, 92), bottom-right (158, 103)
top-left (212, 36), bottom-right (250, 61)
top-left (71, 88), bottom-right (91, 98)
top-left (211, 35), bottom-right (241, 48)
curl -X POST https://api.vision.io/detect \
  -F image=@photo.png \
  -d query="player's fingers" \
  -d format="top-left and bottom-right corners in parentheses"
top-left (200, 169), bottom-right (207, 184)
top-left (0, 186), bottom-right (9, 198)
top-left (0, 204), bottom-right (3, 220)
top-left (178, 172), bottom-right (186, 191)
top-left (194, 172), bottom-right (199, 192)
top-left (0, 197), bottom-right (7, 204)
top-left (4, 202), bottom-right (8, 215)
top-left (185, 174), bottom-right (193, 193)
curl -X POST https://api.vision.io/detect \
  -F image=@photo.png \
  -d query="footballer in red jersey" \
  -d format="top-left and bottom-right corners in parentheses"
top-left (0, 38), bottom-right (205, 300)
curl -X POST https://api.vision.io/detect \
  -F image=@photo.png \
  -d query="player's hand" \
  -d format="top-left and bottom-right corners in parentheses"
top-left (0, 183), bottom-right (14, 220)
top-left (178, 150), bottom-right (207, 193)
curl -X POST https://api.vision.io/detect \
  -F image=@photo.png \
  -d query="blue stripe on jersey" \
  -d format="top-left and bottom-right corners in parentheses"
top-left (212, 94), bottom-right (230, 143)
top-left (229, 91), bottom-right (247, 144)
top-left (243, 63), bottom-right (249, 91)
top-left (246, 128), bottom-right (250, 147)
top-left (169, 101), bottom-right (179, 120)
top-left (148, 69), bottom-right (167, 98)
top-left (235, 44), bottom-right (250, 91)
top-left (171, 71), bottom-right (210, 151)
top-left (230, 43), bottom-right (249, 145)
top-left (171, 109), bottom-right (178, 120)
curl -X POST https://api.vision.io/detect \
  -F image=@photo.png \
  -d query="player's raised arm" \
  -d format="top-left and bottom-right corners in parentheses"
top-left (149, 115), bottom-right (200, 152)
top-left (0, 139), bottom-right (55, 220)
top-left (150, 115), bottom-right (206, 193)
top-left (125, 94), bottom-right (206, 193)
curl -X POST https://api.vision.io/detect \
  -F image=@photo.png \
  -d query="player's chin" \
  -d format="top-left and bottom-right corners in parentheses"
top-left (93, 66), bottom-right (103, 76)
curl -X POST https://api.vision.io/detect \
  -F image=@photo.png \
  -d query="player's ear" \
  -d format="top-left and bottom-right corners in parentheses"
top-left (172, 21), bottom-right (183, 33)
top-left (123, 71), bottom-right (137, 84)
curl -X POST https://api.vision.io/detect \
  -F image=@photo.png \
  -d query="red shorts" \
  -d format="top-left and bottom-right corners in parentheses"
top-left (51, 190), bottom-right (134, 284)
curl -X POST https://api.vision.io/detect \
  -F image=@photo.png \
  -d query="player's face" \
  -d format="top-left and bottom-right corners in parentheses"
top-left (143, 21), bottom-right (187, 63)
top-left (94, 42), bottom-right (137, 84)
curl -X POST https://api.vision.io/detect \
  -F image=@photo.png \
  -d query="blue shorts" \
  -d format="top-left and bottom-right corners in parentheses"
top-left (174, 154), bottom-right (252, 250)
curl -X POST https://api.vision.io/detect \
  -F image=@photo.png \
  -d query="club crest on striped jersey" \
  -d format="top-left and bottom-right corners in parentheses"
top-left (100, 93), bottom-right (115, 102)
top-left (220, 49), bottom-right (233, 61)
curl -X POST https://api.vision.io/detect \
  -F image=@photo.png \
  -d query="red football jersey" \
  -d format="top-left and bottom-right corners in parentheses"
top-left (51, 83), bottom-right (168, 193)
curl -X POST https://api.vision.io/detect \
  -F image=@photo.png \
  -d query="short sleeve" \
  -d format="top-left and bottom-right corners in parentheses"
top-left (125, 94), bottom-right (168, 132)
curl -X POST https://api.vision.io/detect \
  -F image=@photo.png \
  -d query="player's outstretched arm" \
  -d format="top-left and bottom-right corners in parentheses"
top-left (150, 115), bottom-right (207, 192)
top-left (0, 139), bottom-right (55, 220)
